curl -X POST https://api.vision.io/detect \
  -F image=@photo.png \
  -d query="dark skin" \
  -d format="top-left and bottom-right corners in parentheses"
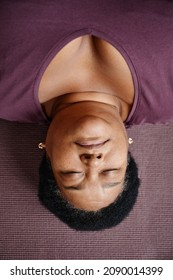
top-left (39, 35), bottom-right (134, 211)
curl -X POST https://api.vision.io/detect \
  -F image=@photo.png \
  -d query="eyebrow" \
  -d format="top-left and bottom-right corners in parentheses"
top-left (62, 181), bottom-right (122, 190)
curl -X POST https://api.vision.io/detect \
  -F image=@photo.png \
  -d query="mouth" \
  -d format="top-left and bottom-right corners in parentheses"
top-left (75, 139), bottom-right (109, 149)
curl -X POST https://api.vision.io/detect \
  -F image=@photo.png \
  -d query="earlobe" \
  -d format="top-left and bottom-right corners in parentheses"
top-left (128, 138), bottom-right (133, 145)
top-left (38, 143), bottom-right (46, 150)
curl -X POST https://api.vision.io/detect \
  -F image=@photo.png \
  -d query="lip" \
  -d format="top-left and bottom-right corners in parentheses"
top-left (75, 139), bottom-right (109, 149)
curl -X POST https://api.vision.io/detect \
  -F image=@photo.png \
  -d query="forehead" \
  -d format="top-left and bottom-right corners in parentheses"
top-left (57, 178), bottom-right (125, 211)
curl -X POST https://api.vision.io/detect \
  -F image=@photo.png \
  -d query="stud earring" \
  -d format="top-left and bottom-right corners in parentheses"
top-left (38, 143), bottom-right (46, 150)
top-left (128, 138), bottom-right (133, 145)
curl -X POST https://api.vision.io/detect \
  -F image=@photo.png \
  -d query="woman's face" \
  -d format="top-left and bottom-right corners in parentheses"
top-left (45, 101), bottom-right (129, 211)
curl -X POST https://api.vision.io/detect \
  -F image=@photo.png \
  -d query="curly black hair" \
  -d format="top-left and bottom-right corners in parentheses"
top-left (38, 152), bottom-right (140, 231)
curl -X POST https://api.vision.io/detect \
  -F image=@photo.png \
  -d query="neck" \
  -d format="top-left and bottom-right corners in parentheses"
top-left (43, 91), bottom-right (131, 122)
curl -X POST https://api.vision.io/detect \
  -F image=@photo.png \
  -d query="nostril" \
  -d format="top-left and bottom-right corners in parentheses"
top-left (85, 155), bottom-right (91, 159)
top-left (97, 155), bottom-right (102, 159)
top-left (81, 153), bottom-right (103, 161)
top-left (82, 154), bottom-right (92, 159)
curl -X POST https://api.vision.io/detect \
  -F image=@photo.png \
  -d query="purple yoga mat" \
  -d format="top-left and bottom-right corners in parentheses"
top-left (0, 119), bottom-right (173, 259)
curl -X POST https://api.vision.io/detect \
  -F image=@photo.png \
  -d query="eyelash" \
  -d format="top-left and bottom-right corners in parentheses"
top-left (102, 169), bottom-right (118, 173)
top-left (68, 186), bottom-right (79, 190)
top-left (62, 172), bottom-right (81, 175)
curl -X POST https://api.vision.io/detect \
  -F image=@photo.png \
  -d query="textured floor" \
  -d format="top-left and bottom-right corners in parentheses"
top-left (0, 119), bottom-right (173, 259)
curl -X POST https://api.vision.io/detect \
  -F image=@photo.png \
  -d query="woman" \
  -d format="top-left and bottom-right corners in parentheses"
top-left (1, 0), bottom-right (172, 230)
top-left (38, 35), bottom-right (140, 231)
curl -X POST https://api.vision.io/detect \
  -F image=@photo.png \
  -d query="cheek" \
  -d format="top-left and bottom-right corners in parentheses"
top-left (108, 144), bottom-right (128, 164)
top-left (61, 189), bottom-right (79, 205)
top-left (52, 144), bottom-right (80, 170)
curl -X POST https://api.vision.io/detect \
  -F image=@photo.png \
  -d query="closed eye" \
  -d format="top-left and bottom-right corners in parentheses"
top-left (61, 171), bottom-right (82, 175)
top-left (60, 171), bottom-right (84, 180)
top-left (64, 186), bottom-right (79, 190)
top-left (61, 169), bottom-right (119, 175)
top-left (102, 168), bottom-right (119, 173)
top-left (63, 180), bottom-right (122, 190)
top-left (60, 172), bottom-right (83, 179)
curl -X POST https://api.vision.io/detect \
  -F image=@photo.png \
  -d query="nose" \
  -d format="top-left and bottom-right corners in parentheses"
top-left (80, 152), bottom-right (103, 166)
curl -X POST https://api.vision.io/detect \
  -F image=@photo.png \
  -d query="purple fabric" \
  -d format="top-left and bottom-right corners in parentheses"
top-left (0, 0), bottom-right (173, 126)
top-left (0, 118), bottom-right (173, 259)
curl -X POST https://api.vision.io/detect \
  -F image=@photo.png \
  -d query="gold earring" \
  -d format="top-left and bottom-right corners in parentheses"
top-left (38, 143), bottom-right (46, 150)
top-left (128, 138), bottom-right (133, 145)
